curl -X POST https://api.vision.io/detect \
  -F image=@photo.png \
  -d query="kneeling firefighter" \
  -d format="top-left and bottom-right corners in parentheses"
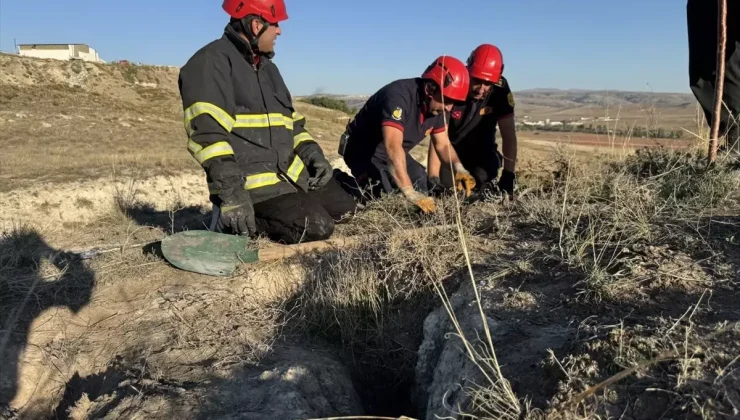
top-left (178, 0), bottom-right (357, 244)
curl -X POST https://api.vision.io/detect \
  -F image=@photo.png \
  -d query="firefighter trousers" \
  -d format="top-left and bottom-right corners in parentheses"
top-left (687, 0), bottom-right (739, 147)
top-left (340, 153), bottom-right (429, 202)
top-left (438, 143), bottom-right (501, 191)
top-left (210, 174), bottom-right (358, 244)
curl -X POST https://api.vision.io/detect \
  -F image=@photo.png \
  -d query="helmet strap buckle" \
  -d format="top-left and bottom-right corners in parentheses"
top-left (239, 15), bottom-right (269, 51)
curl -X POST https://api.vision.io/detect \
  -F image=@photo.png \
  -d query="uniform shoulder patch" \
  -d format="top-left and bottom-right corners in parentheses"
top-left (391, 107), bottom-right (403, 120)
top-left (507, 92), bottom-right (515, 107)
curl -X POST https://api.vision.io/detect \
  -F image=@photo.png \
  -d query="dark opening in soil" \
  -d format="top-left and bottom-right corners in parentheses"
top-left (347, 346), bottom-right (419, 417)
top-left (327, 289), bottom-right (450, 419)
top-left (280, 247), bottom-right (465, 419)
top-left (289, 295), bottom-right (438, 419)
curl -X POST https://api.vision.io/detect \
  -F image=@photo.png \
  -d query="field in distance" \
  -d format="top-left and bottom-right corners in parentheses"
top-left (302, 87), bottom-right (701, 133)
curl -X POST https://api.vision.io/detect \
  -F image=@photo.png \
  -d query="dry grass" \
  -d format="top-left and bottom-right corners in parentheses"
top-left (519, 144), bottom-right (739, 301)
top-left (2, 53), bottom-right (739, 420)
top-left (3, 140), bottom-right (739, 419)
top-left (0, 55), bottom-right (349, 194)
top-left (260, 142), bottom-right (740, 419)
top-left (467, 144), bottom-right (740, 419)
top-left (274, 194), bottom-right (477, 415)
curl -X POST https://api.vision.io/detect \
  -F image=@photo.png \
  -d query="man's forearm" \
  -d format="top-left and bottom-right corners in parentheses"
top-left (205, 156), bottom-right (243, 192)
top-left (426, 142), bottom-right (441, 178)
top-left (499, 117), bottom-right (518, 172)
top-left (386, 143), bottom-right (413, 189)
top-left (434, 142), bottom-right (461, 168)
top-left (501, 134), bottom-right (517, 172)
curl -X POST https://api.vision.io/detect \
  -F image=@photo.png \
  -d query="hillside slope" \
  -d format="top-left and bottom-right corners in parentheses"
top-left (514, 88), bottom-right (697, 108)
top-left (0, 53), bottom-right (351, 250)
top-left (308, 88), bottom-right (697, 111)
top-left (0, 53), bottom-right (348, 192)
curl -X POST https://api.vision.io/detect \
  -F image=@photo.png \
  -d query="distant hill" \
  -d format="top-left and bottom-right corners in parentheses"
top-left (303, 89), bottom-right (697, 111)
top-left (513, 88), bottom-right (697, 109)
top-left (302, 88), bottom-right (700, 129)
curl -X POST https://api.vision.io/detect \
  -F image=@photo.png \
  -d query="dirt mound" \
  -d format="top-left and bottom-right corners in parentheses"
top-left (0, 53), bottom-right (180, 101)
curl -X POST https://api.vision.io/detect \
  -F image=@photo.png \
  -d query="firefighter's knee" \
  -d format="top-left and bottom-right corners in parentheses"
top-left (309, 213), bottom-right (335, 241)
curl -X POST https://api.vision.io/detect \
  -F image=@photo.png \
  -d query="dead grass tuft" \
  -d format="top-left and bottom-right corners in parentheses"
top-left (514, 146), bottom-right (740, 302)
top-left (447, 144), bottom-right (740, 419)
top-left (276, 195), bottom-right (475, 414)
top-left (0, 223), bottom-right (92, 316)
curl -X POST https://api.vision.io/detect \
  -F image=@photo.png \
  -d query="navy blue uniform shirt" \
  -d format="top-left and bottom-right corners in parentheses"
top-left (342, 78), bottom-right (447, 165)
top-left (447, 76), bottom-right (515, 150)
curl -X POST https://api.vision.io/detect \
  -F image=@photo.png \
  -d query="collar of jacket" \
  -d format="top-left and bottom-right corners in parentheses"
top-left (223, 23), bottom-right (275, 66)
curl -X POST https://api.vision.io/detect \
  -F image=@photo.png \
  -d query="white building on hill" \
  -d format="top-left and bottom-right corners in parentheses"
top-left (17, 43), bottom-right (104, 63)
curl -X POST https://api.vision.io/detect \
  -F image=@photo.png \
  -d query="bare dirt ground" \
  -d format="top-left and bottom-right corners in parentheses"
top-left (2, 54), bottom-right (738, 420)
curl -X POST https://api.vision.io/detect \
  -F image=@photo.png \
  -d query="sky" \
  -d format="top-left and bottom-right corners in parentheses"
top-left (0, 0), bottom-right (692, 96)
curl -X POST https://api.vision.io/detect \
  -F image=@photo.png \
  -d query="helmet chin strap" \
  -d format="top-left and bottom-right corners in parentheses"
top-left (238, 16), bottom-right (269, 53)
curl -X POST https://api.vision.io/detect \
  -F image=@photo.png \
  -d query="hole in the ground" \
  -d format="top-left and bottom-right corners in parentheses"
top-left (282, 286), bottom-right (445, 418)
top-left (280, 243), bottom-right (465, 418)
top-left (346, 340), bottom-right (419, 417)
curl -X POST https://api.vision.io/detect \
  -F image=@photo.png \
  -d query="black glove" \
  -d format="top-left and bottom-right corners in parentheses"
top-left (427, 176), bottom-right (446, 195)
top-left (480, 179), bottom-right (500, 196)
top-left (217, 187), bottom-right (257, 236)
top-left (204, 156), bottom-right (257, 235)
top-left (298, 143), bottom-right (333, 190)
top-left (498, 170), bottom-right (516, 198)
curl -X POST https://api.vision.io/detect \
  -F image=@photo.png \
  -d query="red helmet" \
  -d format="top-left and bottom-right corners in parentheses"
top-left (466, 44), bottom-right (504, 83)
top-left (421, 55), bottom-right (470, 102)
top-left (222, 0), bottom-right (288, 24)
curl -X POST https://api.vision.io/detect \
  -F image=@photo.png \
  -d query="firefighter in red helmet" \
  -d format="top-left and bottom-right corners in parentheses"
top-left (337, 56), bottom-right (477, 213)
top-left (177, 0), bottom-right (357, 244)
top-left (427, 44), bottom-right (519, 200)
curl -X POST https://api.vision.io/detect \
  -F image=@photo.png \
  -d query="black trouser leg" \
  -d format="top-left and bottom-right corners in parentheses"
top-left (303, 176), bottom-right (359, 223)
top-left (250, 177), bottom-right (358, 244)
top-left (687, 0), bottom-right (740, 147)
top-left (439, 144), bottom-right (500, 190)
top-left (248, 176), bottom-right (353, 244)
top-left (251, 191), bottom-right (335, 244)
top-left (347, 153), bottom-right (428, 200)
top-left (211, 177), bottom-right (357, 244)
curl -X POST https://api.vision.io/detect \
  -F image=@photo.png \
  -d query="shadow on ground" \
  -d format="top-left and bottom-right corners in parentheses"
top-left (0, 226), bottom-right (95, 412)
top-left (119, 202), bottom-right (211, 233)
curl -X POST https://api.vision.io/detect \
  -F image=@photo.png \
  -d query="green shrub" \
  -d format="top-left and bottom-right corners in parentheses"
top-left (300, 96), bottom-right (356, 114)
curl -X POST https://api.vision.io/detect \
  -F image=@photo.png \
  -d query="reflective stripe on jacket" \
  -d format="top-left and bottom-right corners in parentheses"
top-left (178, 24), bottom-right (318, 204)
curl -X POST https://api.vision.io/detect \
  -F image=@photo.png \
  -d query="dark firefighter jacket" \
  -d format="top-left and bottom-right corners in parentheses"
top-left (178, 24), bottom-right (319, 205)
top-left (447, 75), bottom-right (515, 151)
